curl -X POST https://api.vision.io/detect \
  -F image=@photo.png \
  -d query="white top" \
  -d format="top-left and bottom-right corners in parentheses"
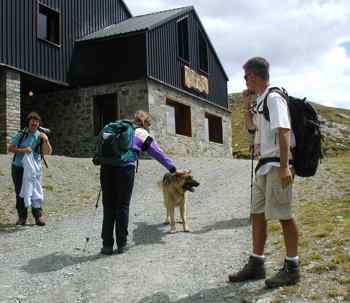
top-left (253, 86), bottom-right (296, 176)
top-left (20, 153), bottom-right (43, 208)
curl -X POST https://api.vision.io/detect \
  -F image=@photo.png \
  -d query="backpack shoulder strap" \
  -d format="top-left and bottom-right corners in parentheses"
top-left (262, 87), bottom-right (288, 121)
top-left (13, 129), bottom-right (28, 163)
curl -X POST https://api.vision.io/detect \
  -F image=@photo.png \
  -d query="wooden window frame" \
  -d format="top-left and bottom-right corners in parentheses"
top-left (37, 2), bottom-right (61, 47)
top-left (166, 98), bottom-right (192, 137)
top-left (205, 112), bottom-right (223, 144)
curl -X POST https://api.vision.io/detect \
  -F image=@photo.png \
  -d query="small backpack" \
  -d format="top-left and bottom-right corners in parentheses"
top-left (92, 120), bottom-right (137, 166)
top-left (261, 87), bottom-right (322, 177)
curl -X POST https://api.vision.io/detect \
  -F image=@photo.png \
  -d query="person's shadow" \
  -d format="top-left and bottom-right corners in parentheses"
top-left (132, 221), bottom-right (167, 246)
top-left (21, 251), bottom-right (103, 274)
top-left (193, 217), bottom-right (250, 235)
top-left (137, 283), bottom-right (273, 303)
top-left (0, 223), bottom-right (36, 234)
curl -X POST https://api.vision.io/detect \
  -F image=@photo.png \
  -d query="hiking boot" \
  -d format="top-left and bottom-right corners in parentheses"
top-left (100, 246), bottom-right (114, 255)
top-left (35, 216), bottom-right (46, 226)
top-left (228, 256), bottom-right (266, 283)
top-left (265, 259), bottom-right (300, 289)
top-left (16, 218), bottom-right (27, 226)
top-left (117, 244), bottom-right (129, 254)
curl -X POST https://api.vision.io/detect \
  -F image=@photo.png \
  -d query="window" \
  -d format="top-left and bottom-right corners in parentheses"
top-left (205, 113), bottom-right (223, 144)
top-left (199, 31), bottom-right (208, 73)
top-left (177, 18), bottom-right (189, 62)
top-left (93, 94), bottom-right (119, 135)
top-left (166, 99), bottom-right (192, 137)
top-left (38, 3), bottom-right (60, 45)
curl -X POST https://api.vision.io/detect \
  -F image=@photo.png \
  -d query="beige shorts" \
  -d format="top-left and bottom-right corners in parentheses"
top-left (251, 166), bottom-right (293, 220)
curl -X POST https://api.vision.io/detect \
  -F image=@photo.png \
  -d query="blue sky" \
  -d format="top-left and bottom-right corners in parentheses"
top-left (126, 0), bottom-right (350, 110)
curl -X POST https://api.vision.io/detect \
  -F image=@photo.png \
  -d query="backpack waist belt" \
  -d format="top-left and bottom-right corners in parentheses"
top-left (255, 157), bottom-right (294, 174)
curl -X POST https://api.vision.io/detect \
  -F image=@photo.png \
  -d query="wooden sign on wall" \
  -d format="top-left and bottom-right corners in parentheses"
top-left (184, 65), bottom-right (209, 95)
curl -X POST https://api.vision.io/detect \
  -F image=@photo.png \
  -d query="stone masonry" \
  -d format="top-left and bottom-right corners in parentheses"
top-left (22, 80), bottom-right (148, 156)
top-left (0, 69), bottom-right (21, 154)
top-left (148, 80), bottom-right (232, 158)
top-left (21, 79), bottom-right (232, 158)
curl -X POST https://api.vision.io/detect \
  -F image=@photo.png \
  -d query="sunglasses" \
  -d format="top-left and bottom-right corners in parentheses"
top-left (244, 73), bottom-right (253, 81)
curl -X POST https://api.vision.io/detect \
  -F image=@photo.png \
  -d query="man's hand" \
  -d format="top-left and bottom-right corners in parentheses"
top-left (279, 166), bottom-right (293, 188)
top-left (243, 89), bottom-right (254, 110)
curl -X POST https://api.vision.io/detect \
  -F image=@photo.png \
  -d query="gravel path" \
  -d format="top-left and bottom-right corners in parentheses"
top-left (0, 156), bottom-right (257, 303)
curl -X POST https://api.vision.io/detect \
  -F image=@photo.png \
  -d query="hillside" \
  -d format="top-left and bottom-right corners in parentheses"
top-left (229, 92), bottom-right (350, 158)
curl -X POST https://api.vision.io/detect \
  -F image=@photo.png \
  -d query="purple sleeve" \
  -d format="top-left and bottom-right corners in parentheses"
top-left (147, 140), bottom-right (176, 173)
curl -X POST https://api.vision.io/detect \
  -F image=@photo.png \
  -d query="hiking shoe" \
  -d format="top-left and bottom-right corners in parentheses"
top-left (265, 260), bottom-right (300, 289)
top-left (228, 256), bottom-right (266, 283)
top-left (16, 218), bottom-right (27, 226)
top-left (117, 244), bottom-right (129, 254)
top-left (100, 246), bottom-right (114, 255)
top-left (35, 216), bottom-right (46, 226)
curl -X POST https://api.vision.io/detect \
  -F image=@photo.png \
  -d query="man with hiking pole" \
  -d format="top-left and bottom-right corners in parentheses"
top-left (228, 57), bottom-right (300, 288)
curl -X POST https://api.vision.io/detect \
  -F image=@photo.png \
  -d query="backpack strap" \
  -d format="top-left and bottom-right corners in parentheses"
top-left (262, 87), bottom-right (288, 121)
top-left (13, 130), bottom-right (28, 163)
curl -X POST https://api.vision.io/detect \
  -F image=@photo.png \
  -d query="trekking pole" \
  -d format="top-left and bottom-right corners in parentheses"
top-left (83, 186), bottom-right (102, 252)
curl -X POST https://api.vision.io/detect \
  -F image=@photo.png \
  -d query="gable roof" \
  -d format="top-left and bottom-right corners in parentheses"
top-left (78, 6), bottom-right (193, 42)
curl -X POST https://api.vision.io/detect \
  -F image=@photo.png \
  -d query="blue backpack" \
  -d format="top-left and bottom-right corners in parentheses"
top-left (92, 120), bottom-right (137, 166)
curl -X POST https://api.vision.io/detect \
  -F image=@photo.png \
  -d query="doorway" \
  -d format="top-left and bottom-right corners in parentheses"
top-left (93, 93), bottom-right (119, 135)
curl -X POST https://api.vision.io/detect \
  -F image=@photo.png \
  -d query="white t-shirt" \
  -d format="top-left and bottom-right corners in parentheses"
top-left (253, 86), bottom-right (296, 176)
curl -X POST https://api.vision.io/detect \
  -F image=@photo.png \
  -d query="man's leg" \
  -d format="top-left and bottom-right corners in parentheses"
top-left (280, 218), bottom-right (298, 257)
top-left (228, 176), bottom-right (267, 282)
top-left (252, 213), bottom-right (267, 256)
top-left (265, 168), bottom-right (300, 288)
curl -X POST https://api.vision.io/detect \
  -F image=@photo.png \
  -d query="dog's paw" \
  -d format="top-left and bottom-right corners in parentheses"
top-left (169, 229), bottom-right (177, 234)
top-left (163, 221), bottom-right (170, 225)
top-left (183, 228), bottom-right (191, 233)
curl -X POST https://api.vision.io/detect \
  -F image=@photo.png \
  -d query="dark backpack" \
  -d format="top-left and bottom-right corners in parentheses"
top-left (261, 87), bottom-right (322, 177)
top-left (92, 120), bottom-right (138, 166)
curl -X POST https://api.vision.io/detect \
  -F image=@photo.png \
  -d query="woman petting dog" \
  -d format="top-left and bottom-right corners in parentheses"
top-left (100, 110), bottom-right (187, 255)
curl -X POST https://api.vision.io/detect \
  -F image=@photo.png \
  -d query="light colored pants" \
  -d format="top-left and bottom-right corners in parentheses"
top-left (251, 167), bottom-right (293, 220)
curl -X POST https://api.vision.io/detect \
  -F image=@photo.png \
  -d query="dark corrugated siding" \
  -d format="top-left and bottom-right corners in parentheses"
top-left (0, 0), bottom-right (131, 84)
top-left (147, 11), bottom-right (228, 108)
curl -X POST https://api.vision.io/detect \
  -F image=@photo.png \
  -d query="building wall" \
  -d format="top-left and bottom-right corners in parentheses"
top-left (21, 79), bottom-right (231, 158)
top-left (0, 69), bottom-right (21, 153)
top-left (148, 80), bottom-right (232, 158)
top-left (0, 0), bottom-right (131, 85)
top-left (22, 80), bottom-right (148, 156)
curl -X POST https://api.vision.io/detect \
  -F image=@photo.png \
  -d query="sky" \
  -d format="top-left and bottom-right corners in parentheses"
top-left (125, 0), bottom-right (350, 109)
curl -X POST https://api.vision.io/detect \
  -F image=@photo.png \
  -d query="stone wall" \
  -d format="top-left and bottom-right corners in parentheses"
top-left (0, 69), bottom-right (21, 154)
top-left (21, 78), bottom-right (232, 158)
top-left (148, 80), bottom-right (232, 158)
top-left (22, 80), bottom-right (148, 157)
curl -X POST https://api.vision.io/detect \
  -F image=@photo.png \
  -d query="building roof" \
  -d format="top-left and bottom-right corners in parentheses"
top-left (78, 6), bottom-right (193, 42)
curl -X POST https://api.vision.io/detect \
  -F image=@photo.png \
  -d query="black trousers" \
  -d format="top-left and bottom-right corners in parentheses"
top-left (100, 165), bottom-right (135, 247)
top-left (11, 164), bottom-right (43, 220)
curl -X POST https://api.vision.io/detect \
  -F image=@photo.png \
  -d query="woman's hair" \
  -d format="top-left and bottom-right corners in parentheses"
top-left (26, 111), bottom-right (41, 126)
top-left (243, 57), bottom-right (270, 81)
top-left (133, 110), bottom-right (152, 127)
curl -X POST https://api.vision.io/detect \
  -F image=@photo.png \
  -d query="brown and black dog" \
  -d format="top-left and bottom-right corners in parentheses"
top-left (160, 171), bottom-right (199, 233)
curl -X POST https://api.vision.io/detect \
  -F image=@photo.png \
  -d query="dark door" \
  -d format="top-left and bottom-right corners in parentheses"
top-left (93, 94), bottom-right (119, 135)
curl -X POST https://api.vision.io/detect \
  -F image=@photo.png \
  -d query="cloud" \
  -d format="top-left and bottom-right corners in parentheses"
top-left (126, 0), bottom-right (350, 109)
